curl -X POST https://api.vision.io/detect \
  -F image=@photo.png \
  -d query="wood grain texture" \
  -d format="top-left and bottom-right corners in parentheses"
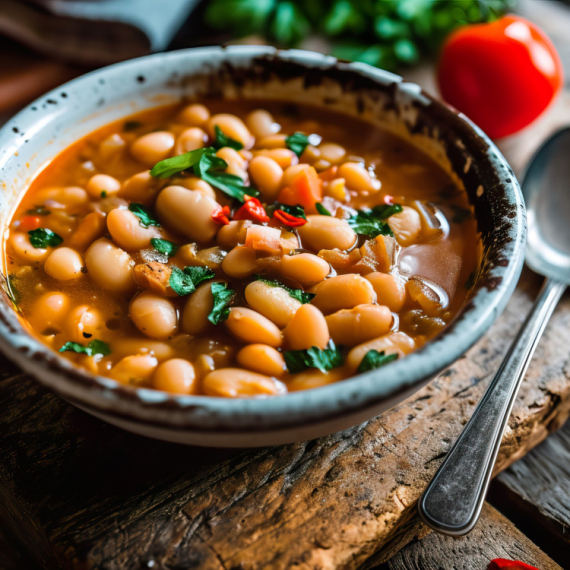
top-left (1, 269), bottom-right (570, 570)
top-left (489, 420), bottom-right (570, 567)
top-left (372, 503), bottom-right (562, 570)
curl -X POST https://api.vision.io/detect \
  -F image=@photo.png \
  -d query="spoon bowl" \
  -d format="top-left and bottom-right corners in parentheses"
top-left (524, 126), bottom-right (570, 283)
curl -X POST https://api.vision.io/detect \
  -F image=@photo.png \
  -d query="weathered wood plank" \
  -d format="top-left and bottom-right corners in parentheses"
top-left (371, 503), bottom-right (562, 570)
top-left (489, 420), bottom-right (570, 567)
top-left (1, 269), bottom-right (570, 570)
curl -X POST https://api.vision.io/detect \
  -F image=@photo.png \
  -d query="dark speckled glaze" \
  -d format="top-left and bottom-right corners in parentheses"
top-left (0, 47), bottom-right (525, 446)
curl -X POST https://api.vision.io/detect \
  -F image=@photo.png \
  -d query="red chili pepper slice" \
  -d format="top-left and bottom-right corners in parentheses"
top-left (273, 209), bottom-right (307, 227)
top-left (234, 196), bottom-right (269, 224)
top-left (211, 205), bottom-right (231, 226)
top-left (383, 195), bottom-right (394, 205)
top-left (488, 559), bottom-right (541, 570)
top-left (19, 215), bottom-right (41, 232)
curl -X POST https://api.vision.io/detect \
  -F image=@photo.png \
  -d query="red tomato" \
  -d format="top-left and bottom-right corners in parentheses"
top-left (19, 215), bottom-right (41, 231)
top-left (437, 15), bottom-right (563, 139)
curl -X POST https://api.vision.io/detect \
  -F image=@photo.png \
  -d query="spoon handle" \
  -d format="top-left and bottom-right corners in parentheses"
top-left (418, 277), bottom-right (566, 536)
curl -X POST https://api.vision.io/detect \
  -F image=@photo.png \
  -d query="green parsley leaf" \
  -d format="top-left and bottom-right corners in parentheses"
top-left (254, 275), bottom-right (315, 304)
top-left (372, 204), bottom-right (403, 219)
top-left (101, 191), bottom-right (107, 198)
top-left (59, 339), bottom-right (111, 357)
top-left (285, 132), bottom-right (310, 157)
top-left (128, 203), bottom-right (160, 228)
top-left (150, 147), bottom-right (209, 179)
top-left (284, 341), bottom-right (343, 373)
top-left (124, 120), bottom-right (142, 131)
top-left (315, 202), bottom-right (332, 216)
top-left (151, 238), bottom-right (178, 257)
top-left (357, 350), bottom-right (398, 374)
top-left (150, 147), bottom-right (258, 202)
top-left (347, 204), bottom-right (402, 238)
top-left (198, 151), bottom-right (259, 202)
top-left (169, 266), bottom-right (215, 296)
top-left (208, 282), bottom-right (236, 324)
top-left (26, 205), bottom-right (51, 216)
top-left (213, 125), bottom-right (244, 150)
top-left (266, 202), bottom-right (306, 220)
top-left (28, 228), bottom-right (63, 249)
top-left (202, 170), bottom-right (257, 202)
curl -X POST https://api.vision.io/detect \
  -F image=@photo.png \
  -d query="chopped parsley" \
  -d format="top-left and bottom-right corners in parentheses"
top-left (284, 341), bottom-right (343, 374)
top-left (285, 132), bottom-right (310, 157)
top-left (357, 350), bottom-right (398, 374)
top-left (208, 282), bottom-right (236, 324)
top-left (28, 228), bottom-right (63, 249)
top-left (149, 147), bottom-right (208, 179)
top-left (128, 203), bottom-right (160, 228)
top-left (347, 204), bottom-right (402, 238)
top-left (316, 202), bottom-right (332, 216)
top-left (266, 202), bottom-right (306, 220)
top-left (213, 125), bottom-right (244, 150)
top-left (255, 275), bottom-right (315, 304)
top-left (26, 206), bottom-right (51, 216)
top-left (101, 191), bottom-right (107, 198)
top-left (151, 238), bottom-right (178, 258)
top-left (150, 147), bottom-right (258, 202)
top-left (59, 339), bottom-right (111, 357)
top-left (169, 266), bottom-right (215, 296)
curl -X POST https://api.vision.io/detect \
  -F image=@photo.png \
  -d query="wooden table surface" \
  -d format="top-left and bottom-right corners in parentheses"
top-left (1, 1), bottom-right (570, 569)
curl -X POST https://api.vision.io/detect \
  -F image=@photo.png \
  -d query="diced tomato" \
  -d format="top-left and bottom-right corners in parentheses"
top-left (245, 224), bottom-right (282, 255)
top-left (211, 205), bottom-right (231, 225)
top-left (19, 215), bottom-right (41, 231)
top-left (277, 166), bottom-right (322, 214)
top-left (234, 196), bottom-right (269, 223)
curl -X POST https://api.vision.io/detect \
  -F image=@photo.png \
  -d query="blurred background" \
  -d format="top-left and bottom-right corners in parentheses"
top-left (0, 0), bottom-right (569, 170)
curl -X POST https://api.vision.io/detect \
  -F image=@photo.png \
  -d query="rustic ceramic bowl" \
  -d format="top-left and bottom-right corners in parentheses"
top-left (0, 47), bottom-right (525, 447)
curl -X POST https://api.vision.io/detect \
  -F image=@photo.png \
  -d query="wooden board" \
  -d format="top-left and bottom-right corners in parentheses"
top-left (371, 503), bottom-right (562, 570)
top-left (1, 268), bottom-right (570, 570)
top-left (489, 420), bottom-right (570, 567)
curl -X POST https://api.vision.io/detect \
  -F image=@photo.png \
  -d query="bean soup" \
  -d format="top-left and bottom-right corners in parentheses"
top-left (4, 101), bottom-right (480, 397)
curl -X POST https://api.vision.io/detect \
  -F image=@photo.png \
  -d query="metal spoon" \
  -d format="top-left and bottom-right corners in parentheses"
top-left (418, 127), bottom-right (570, 536)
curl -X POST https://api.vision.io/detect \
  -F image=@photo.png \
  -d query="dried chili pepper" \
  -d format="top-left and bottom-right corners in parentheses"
top-left (211, 205), bottom-right (231, 225)
top-left (234, 195), bottom-right (269, 223)
top-left (488, 559), bottom-right (540, 570)
top-left (273, 209), bottom-right (307, 227)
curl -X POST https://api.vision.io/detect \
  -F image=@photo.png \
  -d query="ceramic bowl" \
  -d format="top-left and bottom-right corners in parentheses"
top-left (0, 46), bottom-right (525, 447)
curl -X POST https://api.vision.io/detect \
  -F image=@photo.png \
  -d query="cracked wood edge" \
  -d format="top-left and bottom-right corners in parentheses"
top-left (372, 503), bottom-right (562, 570)
top-left (83, 270), bottom-right (570, 570)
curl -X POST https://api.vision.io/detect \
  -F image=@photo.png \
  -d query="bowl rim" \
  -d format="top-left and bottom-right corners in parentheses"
top-left (0, 45), bottom-right (526, 432)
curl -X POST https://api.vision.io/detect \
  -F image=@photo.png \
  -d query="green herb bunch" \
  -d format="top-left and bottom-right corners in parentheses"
top-left (205, 0), bottom-right (516, 71)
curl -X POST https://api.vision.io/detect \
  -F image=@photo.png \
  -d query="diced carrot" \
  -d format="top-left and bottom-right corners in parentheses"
top-left (277, 166), bottom-right (322, 214)
top-left (245, 225), bottom-right (282, 255)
